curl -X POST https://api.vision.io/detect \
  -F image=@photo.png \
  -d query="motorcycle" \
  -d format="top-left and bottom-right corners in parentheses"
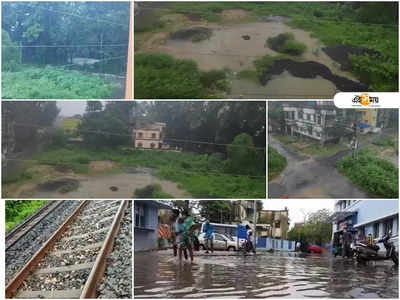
top-left (352, 233), bottom-right (398, 265)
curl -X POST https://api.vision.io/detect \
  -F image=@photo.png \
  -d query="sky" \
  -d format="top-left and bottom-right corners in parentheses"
top-left (263, 199), bottom-right (335, 228)
top-left (57, 101), bottom-right (87, 117)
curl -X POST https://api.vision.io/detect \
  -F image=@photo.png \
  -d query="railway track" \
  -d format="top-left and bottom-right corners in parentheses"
top-left (6, 201), bottom-right (64, 251)
top-left (6, 200), bottom-right (129, 299)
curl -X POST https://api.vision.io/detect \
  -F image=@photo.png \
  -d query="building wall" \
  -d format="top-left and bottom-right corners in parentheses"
top-left (135, 139), bottom-right (161, 149)
top-left (134, 202), bottom-right (160, 251)
top-left (333, 200), bottom-right (399, 238)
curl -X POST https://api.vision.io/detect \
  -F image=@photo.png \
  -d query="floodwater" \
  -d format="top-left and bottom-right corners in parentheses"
top-left (134, 251), bottom-right (399, 298)
top-left (229, 71), bottom-right (336, 99)
top-left (11, 168), bottom-right (189, 198)
top-left (142, 16), bottom-right (357, 97)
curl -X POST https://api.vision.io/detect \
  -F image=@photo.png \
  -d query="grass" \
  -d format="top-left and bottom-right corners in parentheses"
top-left (6, 200), bottom-right (46, 232)
top-left (337, 149), bottom-right (398, 198)
top-left (6, 146), bottom-right (265, 198)
top-left (266, 33), bottom-right (307, 56)
top-left (274, 135), bottom-right (346, 157)
top-left (144, 2), bottom-right (397, 91)
top-left (2, 66), bottom-right (114, 99)
top-left (134, 53), bottom-right (229, 99)
top-left (268, 146), bottom-right (287, 181)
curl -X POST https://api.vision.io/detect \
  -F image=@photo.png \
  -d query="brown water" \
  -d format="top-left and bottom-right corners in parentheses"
top-left (143, 17), bottom-right (357, 98)
top-left (134, 251), bottom-right (399, 298)
top-left (16, 168), bottom-right (189, 198)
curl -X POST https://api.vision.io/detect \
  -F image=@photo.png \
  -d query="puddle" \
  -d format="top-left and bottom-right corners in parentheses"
top-left (25, 172), bottom-right (189, 198)
top-left (144, 19), bottom-right (360, 97)
top-left (230, 71), bottom-right (337, 98)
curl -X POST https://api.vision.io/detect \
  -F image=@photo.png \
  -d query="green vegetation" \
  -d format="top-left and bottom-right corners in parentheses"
top-left (25, 145), bottom-right (266, 198)
top-left (134, 53), bottom-right (229, 99)
top-left (287, 209), bottom-right (332, 245)
top-left (266, 33), bottom-right (307, 56)
top-left (6, 200), bottom-right (46, 231)
top-left (268, 146), bottom-right (287, 181)
top-left (134, 184), bottom-right (174, 198)
top-left (337, 149), bottom-right (398, 198)
top-left (274, 135), bottom-right (346, 157)
top-left (2, 66), bottom-right (113, 99)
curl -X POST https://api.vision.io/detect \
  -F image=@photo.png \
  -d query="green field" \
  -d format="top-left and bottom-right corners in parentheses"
top-left (268, 146), bottom-right (287, 181)
top-left (5, 146), bottom-right (266, 198)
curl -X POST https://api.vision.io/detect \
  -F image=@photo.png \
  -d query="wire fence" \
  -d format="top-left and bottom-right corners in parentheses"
top-left (10, 122), bottom-right (266, 151)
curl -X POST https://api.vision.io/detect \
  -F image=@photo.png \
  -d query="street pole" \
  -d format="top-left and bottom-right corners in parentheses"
top-left (253, 201), bottom-right (257, 251)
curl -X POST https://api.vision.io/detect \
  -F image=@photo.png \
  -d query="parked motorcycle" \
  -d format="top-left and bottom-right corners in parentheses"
top-left (352, 233), bottom-right (398, 265)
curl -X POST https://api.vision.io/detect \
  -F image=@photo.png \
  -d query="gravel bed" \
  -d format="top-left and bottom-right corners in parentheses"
top-left (55, 230), bottom-right (108, 251)
top-left (6, 200), bottom-right (81, 283)
top-left (65, 219), bottom-right (113, 237)
top-left (81, 201), bottom-right (120, 217)
top-left (98, 201), bottom-right (132, 298)
top-left (21, 269), bottom-right (91, 291)
top-left (37, 248), bottom-right (100, 269)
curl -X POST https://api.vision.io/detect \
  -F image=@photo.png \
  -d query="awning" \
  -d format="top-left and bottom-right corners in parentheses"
top-left (331, 211), bottom-right (357, 222)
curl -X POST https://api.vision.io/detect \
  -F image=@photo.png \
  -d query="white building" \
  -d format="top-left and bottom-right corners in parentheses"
top-left (133, 122), bottom-right (166, 149)
top-left (282, 102), bottom-right (337, 143)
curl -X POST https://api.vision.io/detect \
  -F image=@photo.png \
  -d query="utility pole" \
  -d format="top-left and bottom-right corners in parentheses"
top-left (253, 201), bottom-right (257, 250)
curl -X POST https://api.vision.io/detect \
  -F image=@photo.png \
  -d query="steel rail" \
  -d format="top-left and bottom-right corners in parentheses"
top-left (5, 201), bottom-right (89, 298)
top-left (6, 201), bottom-right (65, 251)
top-left (80, 200), bottom-right (129, 298)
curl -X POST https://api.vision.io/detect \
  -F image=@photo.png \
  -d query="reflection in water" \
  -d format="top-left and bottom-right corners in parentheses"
top-left (134, 252), bottom-right (399, 298)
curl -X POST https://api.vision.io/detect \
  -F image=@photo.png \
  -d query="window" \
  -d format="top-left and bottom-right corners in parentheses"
top-left (306, 114), bottom-right (311, 121)
top-left (215, 234), bottom-right (224, 241)
top-left (135, 204), bottom-right (145, 227)
top-left (317, 115), bottom-right (321, 125)
top-left (137, 142), bottom-right (143, 148)
top-left (138, 132), bottom-right (143, 138)
top-left (150, 143), bottom-right (155, 148)
top-left (152, 133), bottom-right (157, 139)
top-left (383, 218), bottom-right (393, 235)
top-left (275, 221), bottom-right (280, 228)
top-left (298, 111), bottom-right (303, 119)
top-left (373, 222), bottom-right (380, 238)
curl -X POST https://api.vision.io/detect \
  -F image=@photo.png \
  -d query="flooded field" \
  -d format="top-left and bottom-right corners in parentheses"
top-left (4, 167), bottom-right (189, 198)
top-left (136, 10), bottom-right (362, 98)
top-left (134, 251), bottom-right (399, 298)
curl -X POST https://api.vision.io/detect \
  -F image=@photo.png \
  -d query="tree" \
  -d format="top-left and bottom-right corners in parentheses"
top-left (287, 209), bottom-right (333, 245)
top-left (225, 133), bottom-right (264, 176)
top-left (198, 200), bottom-right (232, 223)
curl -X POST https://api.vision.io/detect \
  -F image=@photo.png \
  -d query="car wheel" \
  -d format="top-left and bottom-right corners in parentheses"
top-left (199, 245), bottom-right (205, 250)
top-left (227, 246), bottom-right (235, 252)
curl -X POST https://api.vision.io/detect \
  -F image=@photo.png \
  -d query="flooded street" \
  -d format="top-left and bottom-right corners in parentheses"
top-left (268, 136), bottom-right (368, 198)
top-left (134, 251), bottom-right (398, 298)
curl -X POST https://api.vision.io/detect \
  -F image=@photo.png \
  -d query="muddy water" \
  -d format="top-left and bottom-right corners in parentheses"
top-left (28, 169), bottom-right (189, 198)
top-left (157, 20), bottom-right (354, 78)
top-left (230, 71), bottom-right (337, 99)
top-left (134, 251), bottom-right (398, 298)
top-left (147, 18), bottom-right (357, 98)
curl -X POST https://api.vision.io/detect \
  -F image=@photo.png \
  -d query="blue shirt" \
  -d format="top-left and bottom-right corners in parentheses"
top-left (203, 223), bottom-right (214, 238)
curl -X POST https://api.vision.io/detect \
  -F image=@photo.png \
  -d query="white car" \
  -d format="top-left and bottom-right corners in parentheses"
top-left (198, 233), bottom-right (238, 251)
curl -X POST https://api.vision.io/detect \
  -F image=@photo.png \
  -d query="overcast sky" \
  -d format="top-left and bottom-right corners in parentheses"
top-left (263, 199), bottom-right (335, 228)
top-left (57, 101), bottom-right (88, 117)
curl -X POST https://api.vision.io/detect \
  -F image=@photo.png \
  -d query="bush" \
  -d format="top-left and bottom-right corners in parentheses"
top-left (134, 53), bottom-right (228, 98)
top-left (2, 30), bottom-right (20, 72)
top-left (6, 200), bottom-right (46, 231)
top-left (2, 66), bottom-right (113, 99)
top-left (225, 133), bottom-right (264, 176)
top-left (337, 150), bottom-right (398, 198)
top-left (134, 184), bottom-right (174, 198)
top-left (268, 146), bottom-right (287, 181)
top-left (267, 33), bottom-right (307, 56)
